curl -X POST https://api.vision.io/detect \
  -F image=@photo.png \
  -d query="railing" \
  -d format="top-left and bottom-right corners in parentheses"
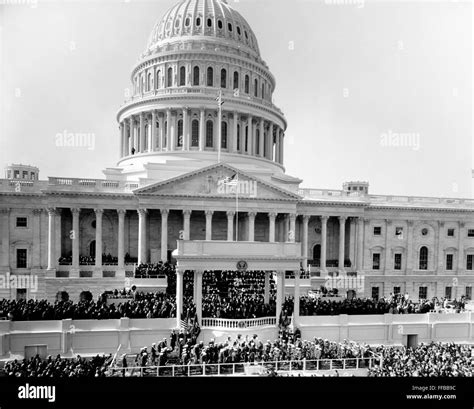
top-left (201, 316), bottom-right (276, 329)
top-left (122, 87), bottom-right (285, 117)
top-left (109, 357), bottom-right (379, 377)
top-left (47, 177), bottom-right (140, 191)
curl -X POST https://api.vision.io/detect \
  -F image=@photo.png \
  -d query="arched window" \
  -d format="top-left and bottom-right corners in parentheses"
top-left (185, 17), bottom-right (190, 26)
top-left (233, 71), bottom-right (239, 90)
top-left (217, 20), bottom-right (223, 29)
top-left (177, 119), bottom-right (183, 147)
top-left (207, 18), bottom-right (212, 27)
top-left (196, 17), bottom-right (201, 26)
top-left (206, 120), bottom-right (214, 148)
top-left (228, 23), bottom-right (233, 32)
top-left (419, 246), bottom-right (428, 270)
top-left (221, 69), bottom-right (227, 88)
top-left (221, 122), bottom-right (228, 149)
top-left (254, 79), bottom-right (258, 97)
top-left (193, 66), bottom-right (200, 86)
top-left (261, 83), bottom-right (265, 99)
top-left (156, 70), bottom-right (161, 89)
top-left (167, 67), bottom-right (173, 88)
top-left (313, 244), bottom-right (321, 265)
top-left (191, 120), bottom-right (199, 147)
top-left (147, 72), bottom-right (152, 91)
top-left (244, 75), bottom-right (250, 94)
top-left (179, 66), bottom-right (186, 86)
top-left (207, 67), bottom-right (214, 87)
top-left (237, 124), bottom-right (240, 151)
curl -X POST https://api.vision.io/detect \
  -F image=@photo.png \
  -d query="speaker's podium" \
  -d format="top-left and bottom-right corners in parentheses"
top-left (402, 334), bottom-right (418, 349)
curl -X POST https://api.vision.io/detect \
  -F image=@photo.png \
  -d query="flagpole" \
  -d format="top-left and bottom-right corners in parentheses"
top-left (217, 90), bottom-right (222, 164)
top-left (235, 174), bottom-right (239, 242)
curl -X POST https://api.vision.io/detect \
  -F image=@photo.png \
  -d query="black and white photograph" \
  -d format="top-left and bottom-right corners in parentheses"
top-left (0, 0), bottom-right (473, 408)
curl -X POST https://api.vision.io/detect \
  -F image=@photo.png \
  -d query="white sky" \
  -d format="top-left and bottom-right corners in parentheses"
top-left (0, 0), bottom-right (472, 198)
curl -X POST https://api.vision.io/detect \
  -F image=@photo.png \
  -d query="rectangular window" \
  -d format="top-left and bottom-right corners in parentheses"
top-left (16, 217), bottom-right (28, 228)
top-left (371, 287), bottom-right (379, 300)
top-left (447, 228), bottom-right (455, 237)
top-left (393, 286), bottom-right (401, 295)
top-left (466, 287), bottom-right (472, 300)
top-left (446, 254), bottom-right (453, 270)
top-left (373, 226), bottom-right (381, 236)
top-left (418, 286), bottom-right (427, 300)
top-left (16, 289), bottom-right (27, 301)
top-left (14, 170), bottom-right (20, 178)
top-left (395, 227), bottom-right (403, 238)
top-left (468, 229), bottom-right (474, 238)
top-left (372, 253), bottom-right (380, 270)
top-left (16, 249), bottom-right (27, 268)
top-left (394, 253), bottom-right (402, 270)
top-left (445, 286), bottom-right (452, 300)
top-left (467, 255), bottom-right (473, 270)
top-left (22, 171), bottom-right (28, 179)
top-left (30, 172), bottom-right (35, 180)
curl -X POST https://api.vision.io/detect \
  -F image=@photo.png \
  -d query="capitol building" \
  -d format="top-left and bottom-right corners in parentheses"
top-left (1, 0), bottom-right (473, 313)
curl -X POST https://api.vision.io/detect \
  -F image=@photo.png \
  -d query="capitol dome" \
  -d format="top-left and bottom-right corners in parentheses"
top-left (111, 0), bottom-right (297, 190)
top-left (145, 0), bottom-right (261, 59)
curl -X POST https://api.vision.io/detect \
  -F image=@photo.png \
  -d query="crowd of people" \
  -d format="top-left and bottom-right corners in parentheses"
top-left (3, 354), bottom-right (112, 378)
top-left (135, 262), bottom-right (176, 279)
top-left (297, 293), bottom-right (466, 316)
top-left (0, 292), bottom-right (181, 320)
top-left (201, 270), bottom-right (276, 319)
top-left (368, 342), bottom-right (474, 377)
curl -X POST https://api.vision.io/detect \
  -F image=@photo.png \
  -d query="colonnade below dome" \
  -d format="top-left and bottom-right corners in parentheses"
top-left (119, 108), bottom-right (284, 164)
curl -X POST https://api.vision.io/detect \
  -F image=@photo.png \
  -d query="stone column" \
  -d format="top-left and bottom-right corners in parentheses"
top-left (275, 271), bottom-right (285, 322)
top-left (248, 212), bottom-right (256, 242)
top-left (117, 209), bottom-right (126, 270)
top-left (94, 209), bottom-right (103, 268)
top-left (233, 112), bottom-right (239, 152)
top-left (227, 211), bottom-right (235, 241)
top-left (160, 209), bottom-right (169, 262)
top-left (199, 109), bottom-right (205, 151)
top-left (294, 270), bottom-right (300, 323)
top-left (170, 111), bottom-right (176, 151)
top-left (458, 222), bottom-right (465, 273)
top-left (129, 116), bottom-right (134, 154)
top-left (205, 210), bottom-right (214, 241)
top-left (259, 119), bottom-right (265, 158)
top-left (338, 216), bottom-right (346, 271)
top-left (320, 216), bottom-right (329, 271)
top-left (289, 213), bottom-right (296, 243)
top-left (406, 221), bottom-right (414, 273)
top-left (71, 208), bottom-right (80, 270)
top-left (247, 115), bottom-right (253, 155)
top-left (269, 212), bottom-right (276, 243)
top-left (357, 217), bottom-right (365, 271)
top-left (176, 269), bottom-right (184, 329)
top-left (275, 127), bottom-right (280, 164)
top-left (32, 209), bottom-right (42, 269)
top-left (279, 130), bottom-right (284, 164)
top-left (194, 271), bottom-right (203, 323)
top-left (437, 221), bottom-right (444, 271)
top-left (166, 109), bottom-right (172, 151)
top-left (47, 208), bottom-right (55, 270)
top-left (264, 272), bottom-right (270, 304)
top-left (138, 209), bottom-right (147, 265)
top-left (124, 121), bottom-right (130, 156)
top-left (183, 108), bottom-right (189, 151)
top-left (119, 122), bottom-right (124, 158)
top-left (267, 123), bottom-right (274, 160)
top-left (151, 110), bottom-right (157, 152)
top-left (159, 113), bottom-right (164, 151)
top-left (139, 112), bottom-right (145, 153)
top-left (55, 209), bottom-right (62, 264)
top-left (384, 219), bottom-right (391, 272)
top-left (302, 215), bottom-right (310, 269)
top-left (183, 209), bottom-right (191, 240)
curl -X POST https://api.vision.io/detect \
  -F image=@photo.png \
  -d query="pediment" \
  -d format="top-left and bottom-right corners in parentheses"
top-left (134, 163), bottom-right (299, 201)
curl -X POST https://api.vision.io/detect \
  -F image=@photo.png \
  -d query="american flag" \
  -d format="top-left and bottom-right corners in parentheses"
top-left (215, 90), bottom-right (224, 107)
top-left (222, 173), bottom-right (238, 187)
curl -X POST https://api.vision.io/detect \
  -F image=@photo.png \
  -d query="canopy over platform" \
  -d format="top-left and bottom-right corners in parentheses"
top-left (172, 240), bottom-right (302, 272)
